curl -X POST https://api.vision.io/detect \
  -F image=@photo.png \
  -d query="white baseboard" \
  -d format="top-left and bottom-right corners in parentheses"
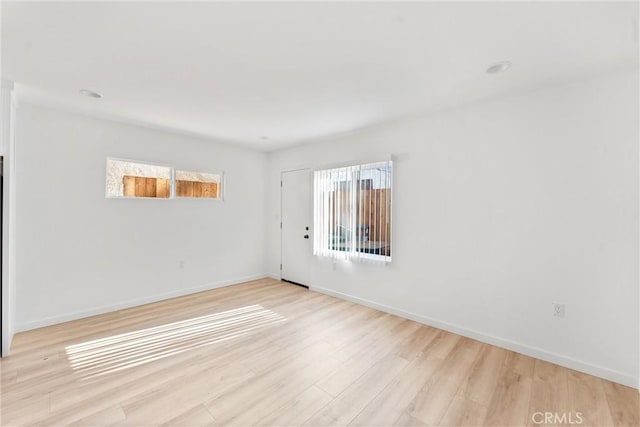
top-left (310, 285), bottom-right (639, 390)
top-left (1, 325), bottom-right (14, 357)
top-left (16, 273), bottom-right (271, 332)
top-left (266, 272), bottom-right (281, 280)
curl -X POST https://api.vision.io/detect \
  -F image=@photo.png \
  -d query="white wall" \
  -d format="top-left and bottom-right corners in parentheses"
top-left (267, 68), bottom-right (639, 388)
top-left (15, 104), bottom-right (267, 331)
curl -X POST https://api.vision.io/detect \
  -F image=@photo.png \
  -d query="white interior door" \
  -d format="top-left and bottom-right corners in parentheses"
top-left (281, 169), bottom-right (312, 286)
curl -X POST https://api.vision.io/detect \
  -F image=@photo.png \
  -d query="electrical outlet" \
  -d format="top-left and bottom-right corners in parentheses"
top-left (179, 260), bottom-right (185, 269)
top-left (553, 303), bottom-right (565, 318)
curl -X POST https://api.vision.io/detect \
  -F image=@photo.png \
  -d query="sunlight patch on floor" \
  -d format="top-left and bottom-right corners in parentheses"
top-left (65, 304), bottom-right (286, 379)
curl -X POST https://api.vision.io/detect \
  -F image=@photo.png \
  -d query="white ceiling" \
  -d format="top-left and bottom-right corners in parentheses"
top-left (2, 1), bottom-right (638, 151)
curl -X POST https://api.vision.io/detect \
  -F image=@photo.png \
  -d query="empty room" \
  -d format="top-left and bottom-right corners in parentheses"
top-left (0, 1), bottom-right (638, 426)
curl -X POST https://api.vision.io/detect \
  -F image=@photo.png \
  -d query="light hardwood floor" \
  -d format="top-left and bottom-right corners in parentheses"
top-left (1, 278), bottom-right (638, 426)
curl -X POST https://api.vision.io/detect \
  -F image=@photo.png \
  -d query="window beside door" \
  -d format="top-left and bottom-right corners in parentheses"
top-left (313, 160), bottom-right (392, 263)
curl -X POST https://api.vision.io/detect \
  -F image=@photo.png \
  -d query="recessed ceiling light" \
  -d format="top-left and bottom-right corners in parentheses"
top-left (79, 89), bottom-right (103, 99)
top-left (486, 61), bottom-right (512, 74)
top-left (260, 136), bottom-right (269, 140)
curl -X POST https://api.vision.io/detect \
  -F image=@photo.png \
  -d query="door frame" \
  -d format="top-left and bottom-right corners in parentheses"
top-left (1, 81), bottom-right (15, 358)
top-left (280, 168), bottom-right (313, 286)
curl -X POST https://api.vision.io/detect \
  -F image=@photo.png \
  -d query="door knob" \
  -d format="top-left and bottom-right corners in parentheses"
top-left (304, 234), bottom-right (309, 239)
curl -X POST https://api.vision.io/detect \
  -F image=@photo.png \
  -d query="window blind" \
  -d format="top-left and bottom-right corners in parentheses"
top-left (313, 160), bottom-right (392, 263)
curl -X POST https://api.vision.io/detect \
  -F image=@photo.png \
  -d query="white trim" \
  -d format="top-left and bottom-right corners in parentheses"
top-left (310, 285), bottom-right (639, 390)
top-left (1, 82), bottom-right (16, 357)
top-left (267, 272), bottom-right (281, 280)
top-left (15, 273), bottom-right (270, 332)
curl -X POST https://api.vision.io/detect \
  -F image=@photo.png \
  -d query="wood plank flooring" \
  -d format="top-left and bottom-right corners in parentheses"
top-left (1, 278), bottom-right (638, 426)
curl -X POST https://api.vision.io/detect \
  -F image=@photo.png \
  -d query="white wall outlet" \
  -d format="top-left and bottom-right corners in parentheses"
top-left (179, 260), bottom-right (185, 269)
top-left (553, 302), bottom-right (565, 317)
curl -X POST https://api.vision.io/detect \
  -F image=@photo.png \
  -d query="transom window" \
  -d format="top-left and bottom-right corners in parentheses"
top-left (105, 158), bottom-right (223, 200)
top-left (175, 170), bottom-right (222, 199)
top-left (106, 158), bottom-right (172, 199)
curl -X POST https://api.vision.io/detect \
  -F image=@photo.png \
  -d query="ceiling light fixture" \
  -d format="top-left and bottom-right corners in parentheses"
top-left (79, 89), bottom-right (103, 99)
top-left (486, 61), bottom-right (512, 74)
top-left (260, 136), bottom-right (269, 140)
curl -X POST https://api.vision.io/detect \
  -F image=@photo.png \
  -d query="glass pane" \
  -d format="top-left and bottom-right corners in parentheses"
top-left (106, 158), bottom-right (172, 198)
top-left (355, 162), bottom-right (392, 257)
top-left (175, 170), bottom-right (222, 199)
top-left (328, 168), bottom-right (353, 253)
